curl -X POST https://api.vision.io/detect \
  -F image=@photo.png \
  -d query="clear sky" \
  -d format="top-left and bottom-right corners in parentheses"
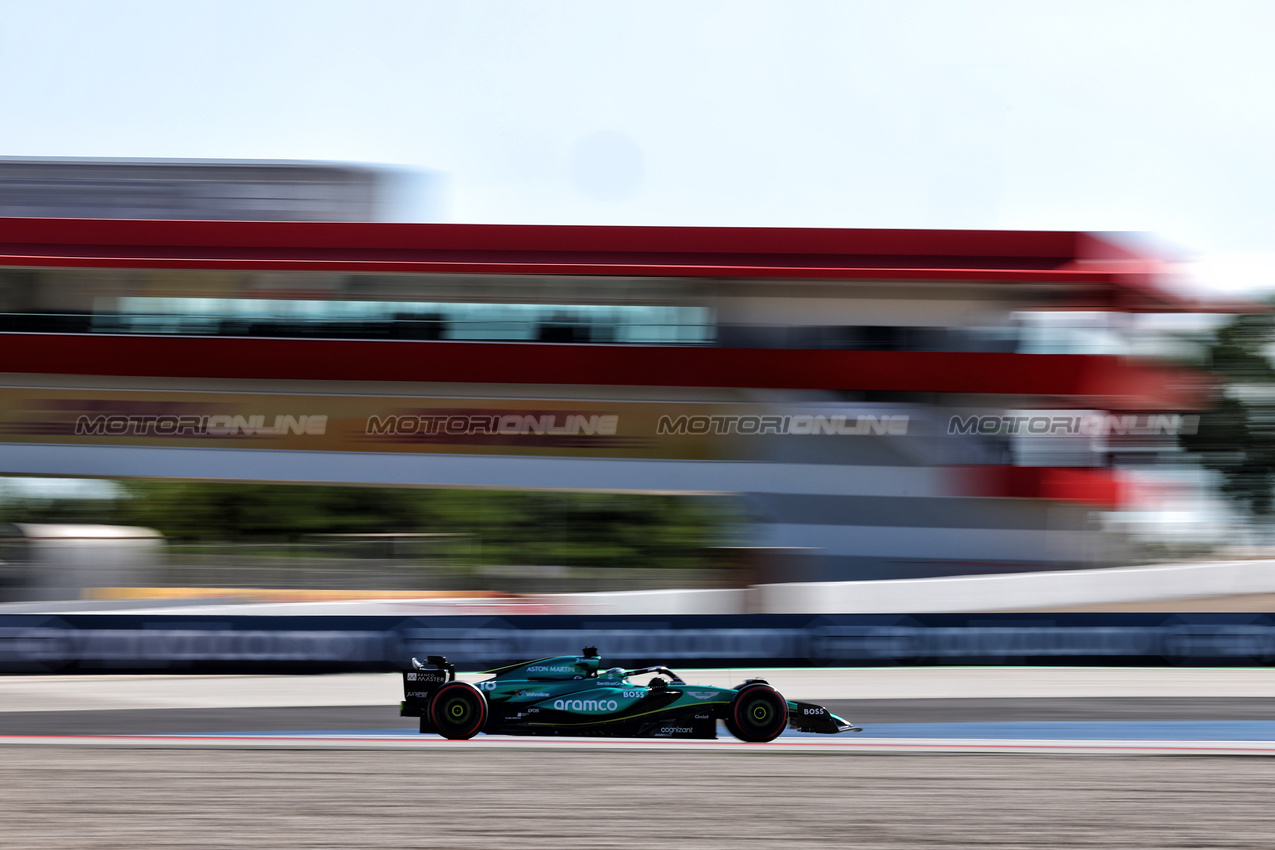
top-left (2, 1), bottom-right (1274, 291)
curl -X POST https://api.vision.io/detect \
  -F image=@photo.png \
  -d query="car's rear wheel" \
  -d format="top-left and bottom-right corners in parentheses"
top-left (428, 681), bottom-right (488, 740)
top-left (725, 683), bottom-right (788, 743)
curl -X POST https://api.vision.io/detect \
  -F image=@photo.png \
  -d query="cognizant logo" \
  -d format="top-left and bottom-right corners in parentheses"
top-left (553, 698), bottom-right (619, 712)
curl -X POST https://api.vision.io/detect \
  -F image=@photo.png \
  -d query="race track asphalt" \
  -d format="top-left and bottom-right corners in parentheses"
top-left (4, 673), bottom-right (1275, 848)
top-left (2, 697), bottom-right (1275, 736)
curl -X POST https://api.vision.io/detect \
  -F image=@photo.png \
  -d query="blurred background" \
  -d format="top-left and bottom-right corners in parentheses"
top-left (1, 2), bottom-right (1274, 613)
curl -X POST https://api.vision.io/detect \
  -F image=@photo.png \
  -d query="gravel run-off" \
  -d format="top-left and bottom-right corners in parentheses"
top-left (1, 746), bottom-right (1271, 849)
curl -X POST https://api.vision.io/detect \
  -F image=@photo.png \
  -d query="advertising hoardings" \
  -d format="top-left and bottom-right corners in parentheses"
top-left (0, 387), bottom-right (910, 461)
top-left (2, 613), bottom-right (1272, 673)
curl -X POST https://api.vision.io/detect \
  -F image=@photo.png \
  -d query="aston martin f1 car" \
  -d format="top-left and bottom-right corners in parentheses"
top-left (400, 646), bottom-right (860, 742)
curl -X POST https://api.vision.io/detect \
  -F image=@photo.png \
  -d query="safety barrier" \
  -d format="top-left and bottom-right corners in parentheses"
top-left (3, 612), bottom-right (1275, 673)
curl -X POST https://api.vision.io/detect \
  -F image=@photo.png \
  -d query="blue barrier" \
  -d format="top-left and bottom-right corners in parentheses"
top-left (1, 612), bottom-right (1274, 673)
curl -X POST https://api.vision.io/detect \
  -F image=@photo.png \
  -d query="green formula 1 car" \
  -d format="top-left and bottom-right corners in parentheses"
top-left (400, 646), bottom-right (860, 742)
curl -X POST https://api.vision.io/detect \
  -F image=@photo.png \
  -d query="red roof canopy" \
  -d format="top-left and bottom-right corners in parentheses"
top-left (0, 334), bottom-right (1209, 410)
top-left (0, 217), bottom-right (1221, 312)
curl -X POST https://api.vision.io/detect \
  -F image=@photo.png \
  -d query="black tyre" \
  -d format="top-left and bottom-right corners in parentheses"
top-left (428, 681), bottom-right (488, 740)
top-left (725, 683), bottom-right (788, 743)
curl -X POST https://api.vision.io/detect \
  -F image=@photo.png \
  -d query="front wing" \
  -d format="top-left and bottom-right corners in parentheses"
top-left (787, 700), bottom-right (861, 734)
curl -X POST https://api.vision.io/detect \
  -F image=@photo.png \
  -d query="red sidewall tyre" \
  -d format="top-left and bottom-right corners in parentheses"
top-left (725, 684), bottom-right (788, 743)
top-left (428, 681), bottom-right (488, 740)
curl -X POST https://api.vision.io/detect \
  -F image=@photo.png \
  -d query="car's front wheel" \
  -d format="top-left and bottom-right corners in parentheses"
top-left (725, 683), bottom-right (788, 742)
top-left (428, 681), bottom-right (488, 740)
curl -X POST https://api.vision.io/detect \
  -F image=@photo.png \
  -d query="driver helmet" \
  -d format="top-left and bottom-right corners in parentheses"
top-left (602, 666), bottom-right (626, 681)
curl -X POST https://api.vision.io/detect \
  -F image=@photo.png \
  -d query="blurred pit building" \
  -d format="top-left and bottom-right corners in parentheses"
top-left (0, 165), bottom-right (1229, 582)
top-left (0, 157), bottom-right (385, 222)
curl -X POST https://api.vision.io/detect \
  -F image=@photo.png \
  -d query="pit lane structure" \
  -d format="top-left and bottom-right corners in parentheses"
top-left (0, 219), bottom-right (1227, 581)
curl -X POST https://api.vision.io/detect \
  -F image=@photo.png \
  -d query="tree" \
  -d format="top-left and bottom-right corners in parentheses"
top-left (106, 482), bottom-right (733, 569)
top-left (1180, 313), bottom-right (1275, 523)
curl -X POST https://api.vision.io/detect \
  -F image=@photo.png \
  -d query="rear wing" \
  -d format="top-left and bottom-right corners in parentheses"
top-left (400, 656), bottom-right (456, 717)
